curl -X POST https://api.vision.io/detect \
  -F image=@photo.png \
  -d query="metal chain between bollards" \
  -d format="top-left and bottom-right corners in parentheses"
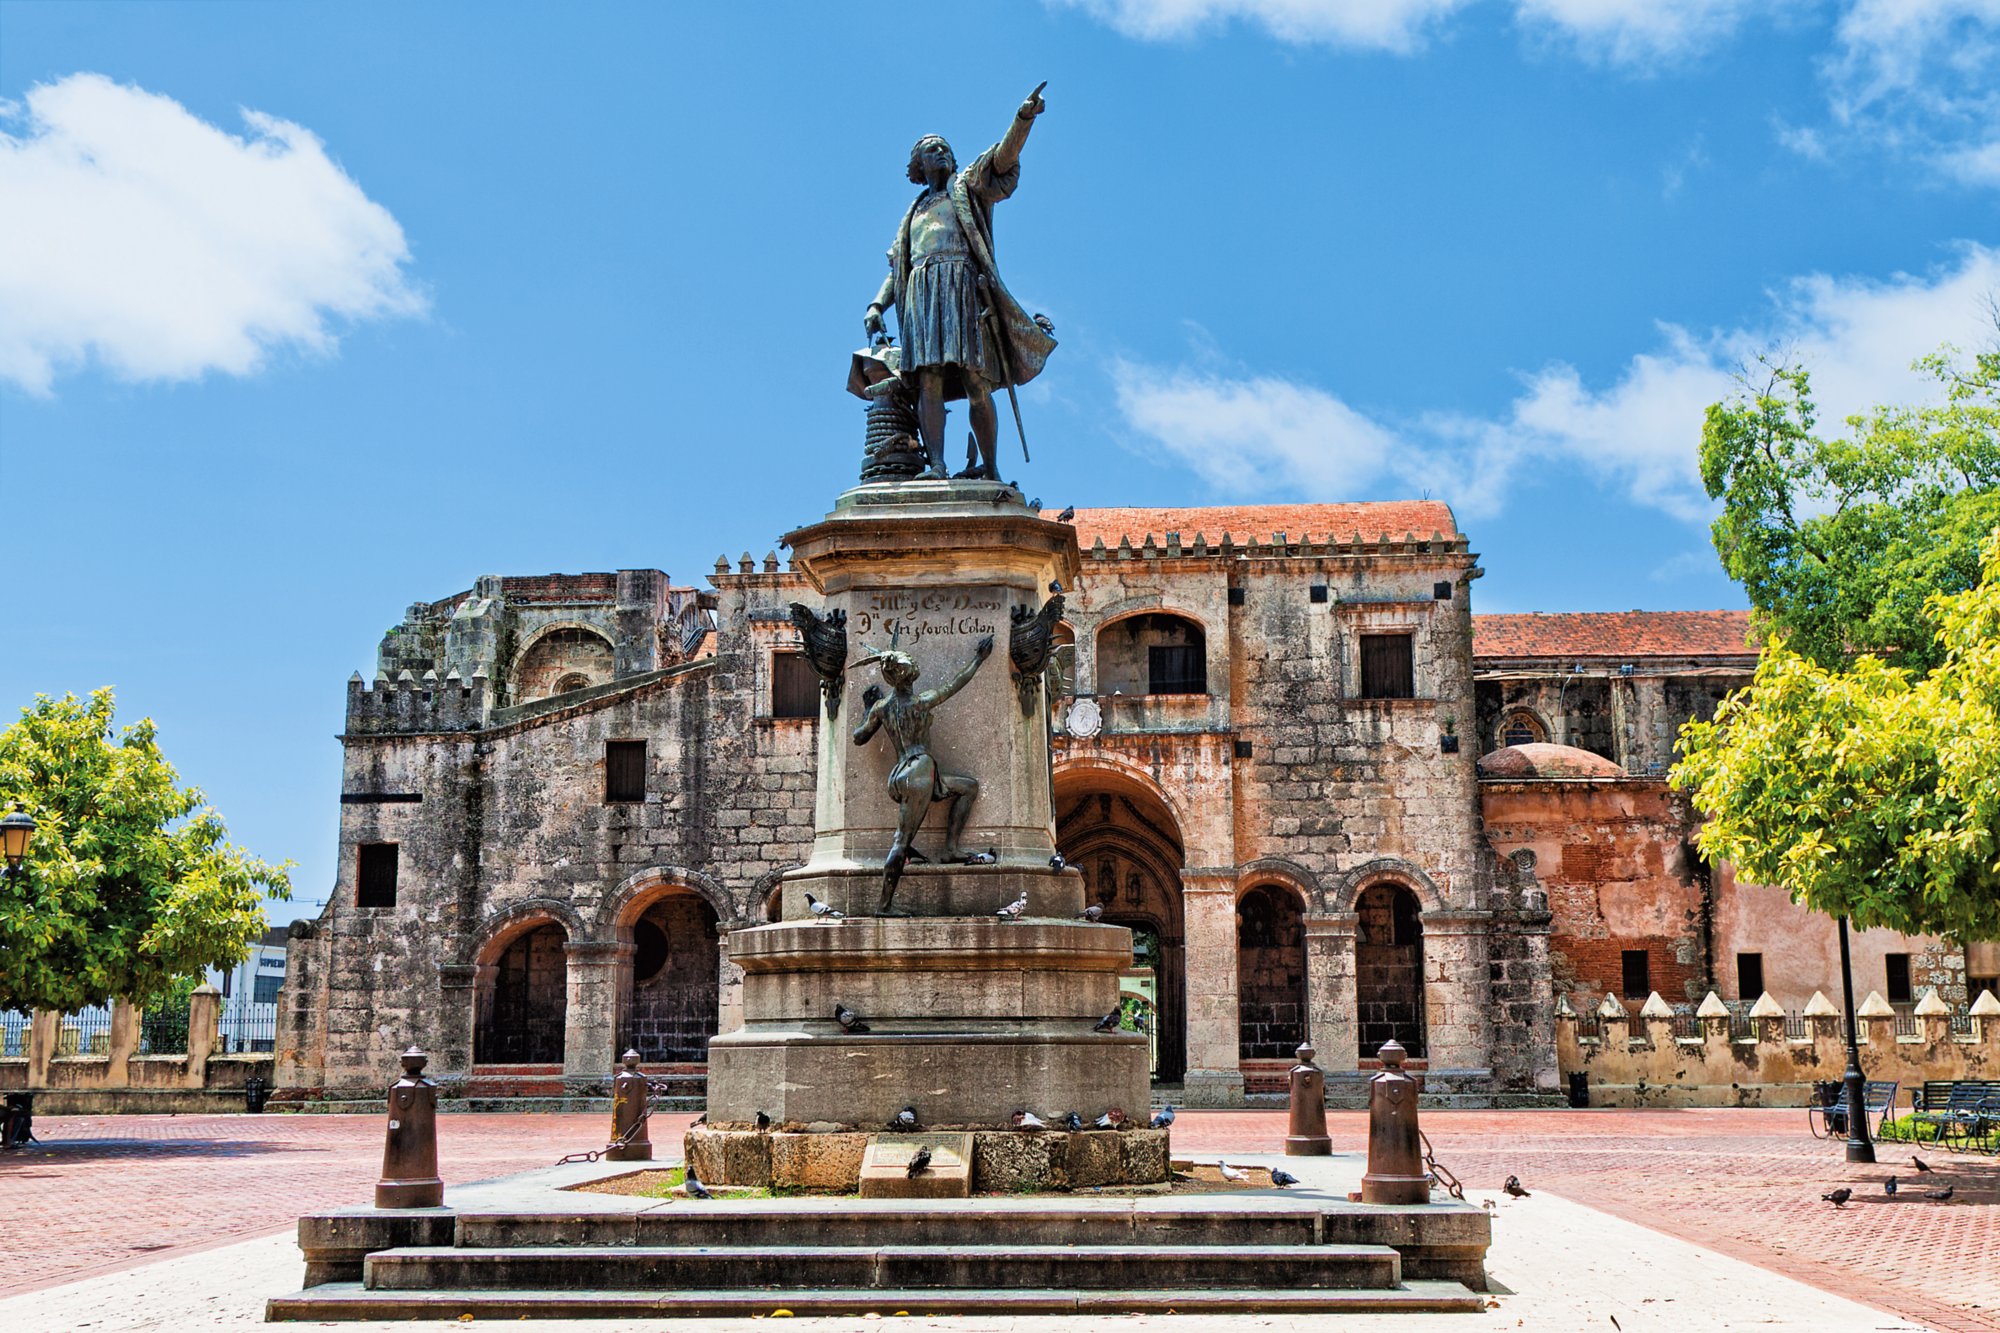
top-left (554, 1076), bottom-right (676, 1165)
top-left (1419, 1127), bottom-right (1465, 1201)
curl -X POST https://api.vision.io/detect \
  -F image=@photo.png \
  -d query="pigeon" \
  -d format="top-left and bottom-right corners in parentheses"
top-left (1049, 853), bottom-right (1067, 872)
top-left (833, 1002), bottom-right (870, 1034)
top-left (996, 893), bottom-right (1028, 920)
top-left (1049, 580), bottom-right (1063, 594)
top-left (890, 1105), bottom-right (920, 1131)
top-left (1150, 1104), bottom-right (1176, 1129)
top-left (907, 1146), bottom-right (933, 1177)
top-left (1884, 1176), bottom-right (1898, 1196)
top-left (1095, 1108), bottom-right (1127, 1129)
top-left (1029, 497), bottom-right (1042, 511)
top-left (1270, 1168), bottom-right (1301, 1188)
top-left (1013, 1110), bottom-right (1047, 1131)
top-left (1822, 1187), bottom-right (1852, 1207)
top-left (686, 1171), bottom-right (713, 1200)
top-left (691, 1112), bottom-right (706, 1127)
top-left (1912, 1154), bottom-right (1934, 1173)
top-left (1078, 904), bottom-right (1103, 923)
top-left (1056, 506), bottom-right (1075, 523)
top-left (1218, 1162), bottom-right (1248, 1183)
top-left (1093, 1011), bottom-right (1120, 1033)
top-left (754, 1110), bottom-right (770, 1132)
top-left (1062, 1111), bottom-right (1083, 1133)
top-left (962, 850), bottom-right (997, 865)
top-left (1925, 1185), bottom-right (1955, 1202)
top-left (806, 892), bottom-right (844, 922)
top-left (1504, 1176), bottom-right (1530, 1198)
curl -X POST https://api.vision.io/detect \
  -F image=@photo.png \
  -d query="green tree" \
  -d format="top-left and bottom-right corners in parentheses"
top-left (1699, 345), bottom-right (2000, 674)
top-left (1673, 531), bottom-right (2000, 941)
top-left (0, 689), bottom-right (290, 1013)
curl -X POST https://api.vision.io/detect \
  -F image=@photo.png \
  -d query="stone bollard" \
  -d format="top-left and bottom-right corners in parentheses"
top-left (606, 1049), bottom-right (653, 1162)
top-left (1360, 1039), bottom-right (1429, 1205)
top-left (1284, 1042), bottom-right (1331, 1156)
top-left (374, 1047), bottom-right (444, 1208)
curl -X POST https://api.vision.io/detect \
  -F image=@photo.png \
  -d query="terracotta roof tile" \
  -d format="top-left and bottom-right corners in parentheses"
top-left (1050, 502), bottom-right (1459, 549)
top-left (1473, 610), bottom-right (1756, 660)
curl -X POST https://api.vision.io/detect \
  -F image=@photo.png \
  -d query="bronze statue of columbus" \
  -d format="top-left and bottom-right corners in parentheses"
top-left (863, 84), bottom-right (1058, 483)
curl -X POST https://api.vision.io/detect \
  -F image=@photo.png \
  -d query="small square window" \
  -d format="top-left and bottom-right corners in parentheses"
top-left (1433, 581), bottom-right (1453, 600)
top-left (1309, 585), bottom-right (1328, 604)
top-left (357, 843), bottom-right (399, 908)
top-left (1735, 952), bottom-right (1764, 1001)
top-left (1359, 634), bottom-right (1415, 699)
top-left (1884, 953), bottom-right (1912, 1004)
top-left (1621, 949), bottom-right (1651, 1000)
top-left (1227, 587), bottom-right (1246, 606)
top-left (1233, 740), bottom-right (1253, 759)
top-left (771, 652), bottom-right (818, 719)
top-left (606, 740), bottom-right (647, 803)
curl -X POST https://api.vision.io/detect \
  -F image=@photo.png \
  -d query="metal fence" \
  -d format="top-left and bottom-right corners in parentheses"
top-left (57, 1006), bottom-right (114, 1055)
top-left (217, 999), bottom-right (278, 1054)
top-left (140, 999), bottom-right (191, 1055)
top-left (0, 1009), bottom-right (27, 1058)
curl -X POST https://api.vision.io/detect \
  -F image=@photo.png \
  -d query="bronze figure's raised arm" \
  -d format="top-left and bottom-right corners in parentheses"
top-left (862, 84), bottom-right (1057, 484)
top-left (851, 635), bottom-right (995, 914)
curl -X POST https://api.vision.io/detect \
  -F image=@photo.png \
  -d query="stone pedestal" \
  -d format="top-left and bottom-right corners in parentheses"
top-left (704, 483), bottom-right (1150, 1159)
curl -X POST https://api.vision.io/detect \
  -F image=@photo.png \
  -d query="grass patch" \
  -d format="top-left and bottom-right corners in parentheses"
top-left (1879, 1114), bottom-right (2000, 1154)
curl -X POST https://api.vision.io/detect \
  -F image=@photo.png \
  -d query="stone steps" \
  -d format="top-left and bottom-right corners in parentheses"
top-left (268, 1279), bottom-right (1488, 1319)
top-left (364, 1242), bottom-right (1405, 1292)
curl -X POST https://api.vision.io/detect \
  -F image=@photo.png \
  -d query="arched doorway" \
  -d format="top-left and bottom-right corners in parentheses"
top-left (619, 892), bottom-right (721, 1063)
top-left (1053, 768), bottom-right (1186, 1083)
top-left (1237, 885), bottom-right (1307, 1060)
top-left (1355, 882), bottom-right (1426, 1058)
top-left (474, 922), bottom-right (567, 1064)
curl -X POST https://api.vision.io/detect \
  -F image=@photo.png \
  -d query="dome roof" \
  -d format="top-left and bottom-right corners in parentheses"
top-left (1477, 742), bottom-right (1625, 780)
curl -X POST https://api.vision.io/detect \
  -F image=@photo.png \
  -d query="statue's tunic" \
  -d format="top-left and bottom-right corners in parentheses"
top-left (887, 146), bottom-right (1056, 401)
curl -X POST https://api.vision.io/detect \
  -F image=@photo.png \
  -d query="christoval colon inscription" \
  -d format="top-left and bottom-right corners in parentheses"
top-left (851, 591), bottom-right (1002, 644)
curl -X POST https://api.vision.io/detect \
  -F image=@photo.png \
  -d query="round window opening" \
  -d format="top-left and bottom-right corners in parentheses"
top-left (633, 919), bottom-right (669, 984)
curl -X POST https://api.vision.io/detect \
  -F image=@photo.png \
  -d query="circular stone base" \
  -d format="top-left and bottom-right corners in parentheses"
top-left (684, 1124), bottom-right (1171, 1191)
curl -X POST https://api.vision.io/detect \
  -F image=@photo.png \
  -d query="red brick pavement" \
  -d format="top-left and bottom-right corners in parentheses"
top-left (2, 1107), bottom-right (1994, 1330)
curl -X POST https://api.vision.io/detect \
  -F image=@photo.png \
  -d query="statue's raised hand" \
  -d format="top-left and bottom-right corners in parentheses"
top-left (1018, 81), bottom-right (1047, 120)
top-left (975, 634), bottom-right (996, 661)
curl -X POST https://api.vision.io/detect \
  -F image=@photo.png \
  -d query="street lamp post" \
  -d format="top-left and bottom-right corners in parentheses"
top-left (0, 807), bottom-right (34, 874)
top-left (1836, 915), bottom-right (1876, 1164)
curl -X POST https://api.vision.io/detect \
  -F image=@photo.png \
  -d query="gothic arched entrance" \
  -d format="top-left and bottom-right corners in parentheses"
top-left (1053, 767), bottom-right (1186, 1083)
top-left (474, 921), bottom-right (568, 1064)
top-left (1237, 884), bottom-right (1307, 1060)
top-left (1355, 882), bottom-right (1426, 1058)
top-left (616, 890), bottom-right (722, 1063)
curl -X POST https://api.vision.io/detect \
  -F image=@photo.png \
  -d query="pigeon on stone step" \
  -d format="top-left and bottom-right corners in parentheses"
top-left (686, 1172), bottom-right (713, 1200)
top-left (1218, 1162), bottom-right (1248, 1182)
top-left (754, 1110), bottom-right (770, 1132)
top-left (907, 1146), bottom-right (933, 1177)
top-left (1912, 1154), bottom-right (1934, 1172)
top-left (1078, 903), bottom-right (1103, 922)
top-left (1504, 1176), bottom-right (1530, 1198)
top-left (1822, 1187), bottom-right (1852, 1207)
top-left (1093, 1011), bottom-right (1120, 1033)
top-left (962, 850), bottom-right (997, 865)
top-left (1150, 1104), bottom-right (1176, 1129)
top-left (834, 1003), bottom-right (870, 1034)
top-left (1056, 506), bottom-right (1075, 523)
top-left (1050, 853), bottom-right (1067, 872)
top-left (1013, 1110), bottom-right (1047, 1130)
top-left (1885, 1176), bottom-right (1898, 1196)
top-left (692, 1112), bottom-right (706, 1127)
top-left (806, 892), bottom-right (844, 922)
top-left (1062, 1110), bottom-right (1083, 1132)
top-left (1095, 1108), bottom-right (1127, 1129)
top-left (1925, 1185), bottom-right (1955, 1202)
top-left (996, 893), bottom-right (1028, 920)
top-left (1270, 1168), bottom-right (1301, 1188)
top-left (889, 1105), bottom-right (920, 1131)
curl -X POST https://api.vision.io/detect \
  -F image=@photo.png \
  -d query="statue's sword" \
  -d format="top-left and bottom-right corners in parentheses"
top-left (977, 274), bottom-right (1030, 464)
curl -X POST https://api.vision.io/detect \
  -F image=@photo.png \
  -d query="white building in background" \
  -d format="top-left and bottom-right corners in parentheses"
top-left (206, 925), bottom-right (288, 1053)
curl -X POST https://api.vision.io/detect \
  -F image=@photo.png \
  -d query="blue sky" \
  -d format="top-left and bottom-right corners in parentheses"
top-left (3, 0), bottom-right (1997, 912)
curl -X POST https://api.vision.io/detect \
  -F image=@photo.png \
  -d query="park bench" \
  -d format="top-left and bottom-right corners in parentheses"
top-left (1906, 1080), bottom-right (2000, 1153)
top-left (1808, 1079), bottom-right (1898, 1140)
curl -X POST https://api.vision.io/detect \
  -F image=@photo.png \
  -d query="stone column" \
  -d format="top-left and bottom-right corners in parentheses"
top-left (1180, 873), bottom-right (1244, 1106)
top-left (105, 999), bottom-right (140, 1088)
top-left (715, 931), bottom-right (745, 1036)
top-left (435, 964), bottom-right (477, 1090)
top-left (1303, 914), bottom-right (1359, 1074)
top-left (26, 1010), bottom-right (58, 1088)
top-left (562, 940), bottom-right (630, 1095)
top-left (186, 984), bottom-right (221, 1089)
top-left (1417, 913), bottom-right (1493, 1074)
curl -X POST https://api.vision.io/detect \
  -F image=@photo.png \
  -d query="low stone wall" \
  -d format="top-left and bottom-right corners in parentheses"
top-left (1559, 988), bottom-right (2000, 1107)
top-left (3, 987), bottom-right (274, 1114)
top-left (684, 1125), bottom-right (1171, 1191)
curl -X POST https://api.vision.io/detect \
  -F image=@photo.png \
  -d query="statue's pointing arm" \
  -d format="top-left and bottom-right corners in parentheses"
top-left (991, 82), bottom-right (1047, 176)
top-left (923, 635), bottom-right (995, 707)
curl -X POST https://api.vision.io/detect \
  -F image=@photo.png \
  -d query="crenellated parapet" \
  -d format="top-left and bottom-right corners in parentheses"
top-left (345, 668), bottom-right (490, 736)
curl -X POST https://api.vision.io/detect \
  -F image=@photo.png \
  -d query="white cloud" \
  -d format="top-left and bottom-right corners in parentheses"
top-left (1110, 244), bottom-right (2000, 523)
top-left (1513, 0), bottom-right (1766, 66)
top-left (1053, 0), bottom-right (1472, 51)
top-left (0, 73), bottom-right (423, 394)
top-left (1940, 137), bottom-right (2000, 186)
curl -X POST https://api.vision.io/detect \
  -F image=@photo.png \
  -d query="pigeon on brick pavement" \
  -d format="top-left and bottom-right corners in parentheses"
top-left (1912, 1154), bottom-right (1933, 1173)
top-left (1925, 1185), bottom-right (1954, 1202)
top-left (1822, 1188), bottom-right (1852, 1207)
top-left (1884, 1176), bottom-right (1898, 1196)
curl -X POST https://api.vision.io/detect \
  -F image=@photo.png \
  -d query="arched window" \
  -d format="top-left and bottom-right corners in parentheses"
top-left (553, 672), bottom-right (592, 696)
top-left (1354, 883), bottom-right (1426, 1059)
top-left (1498, 709), bottom-right (1547, 749)
top-left (513, 627), bottom-right (615, 703)
top-left (1095, 613), bottom-right (1207, 696)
